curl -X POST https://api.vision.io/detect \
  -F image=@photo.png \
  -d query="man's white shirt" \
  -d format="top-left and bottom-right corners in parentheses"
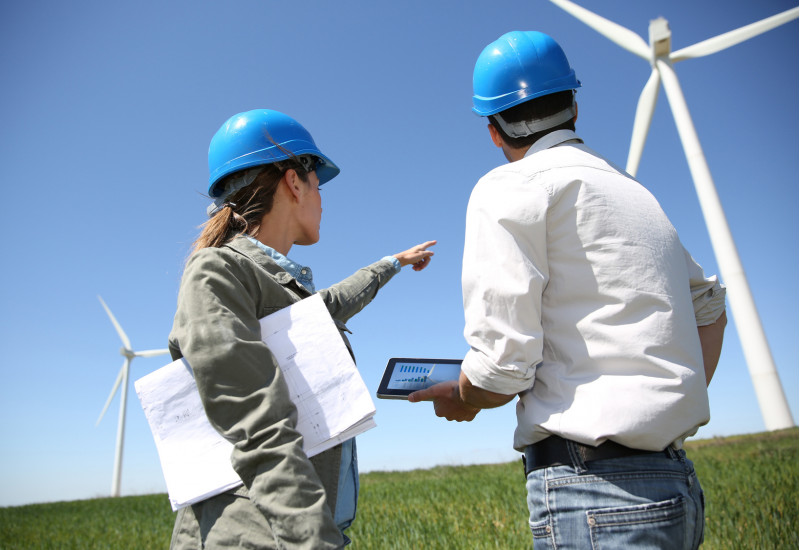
top-left (461, 130), bottom-right (726, 452)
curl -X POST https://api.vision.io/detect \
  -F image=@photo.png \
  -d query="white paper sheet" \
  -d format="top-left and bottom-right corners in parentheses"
top-left (135, 294), bottom-right (377, 511)
top-left (259, 294), bottom-right (376, 452)
top-left (135, 359), bottom-right (243, 509)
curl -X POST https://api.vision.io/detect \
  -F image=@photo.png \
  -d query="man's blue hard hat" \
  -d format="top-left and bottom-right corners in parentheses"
top-left (208, 109), bottom-right (340, 199)
top-left (472, 31), bottom-right (581, 117)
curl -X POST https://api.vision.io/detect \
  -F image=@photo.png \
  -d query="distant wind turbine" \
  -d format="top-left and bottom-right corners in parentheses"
top-left (548, 0), bottom-right (798, 430)
top-left (96, 296), bottom-right (169, 497)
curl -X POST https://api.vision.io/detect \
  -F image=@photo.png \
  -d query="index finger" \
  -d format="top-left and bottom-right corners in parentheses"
top-left (407, 380), bottom-right (452, 402)
top-left (417, 240), bottom-right (437, 250)
top-left (407, 387), bottom-right (435, 402)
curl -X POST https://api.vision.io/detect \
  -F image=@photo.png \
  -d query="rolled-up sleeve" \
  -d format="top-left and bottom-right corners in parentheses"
top-left (460, 170), bottom-right (549, 395)
top-left (683, 247), bottom-right (727, 326)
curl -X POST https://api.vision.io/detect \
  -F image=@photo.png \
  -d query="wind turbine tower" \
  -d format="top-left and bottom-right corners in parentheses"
top-left (547, 0), bottom-right (798, 431)
top-left (96, 296), bottom-right (169, 497)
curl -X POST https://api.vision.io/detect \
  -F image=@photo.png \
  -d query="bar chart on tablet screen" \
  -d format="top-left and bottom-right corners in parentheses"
top-left (388, 362), bottom-right (461, 391)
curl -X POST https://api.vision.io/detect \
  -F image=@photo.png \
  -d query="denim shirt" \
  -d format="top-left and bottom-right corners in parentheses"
top-left (246, 236), bottom-right (317, 292)
top-left (246, 237), bottom-right (400, 540)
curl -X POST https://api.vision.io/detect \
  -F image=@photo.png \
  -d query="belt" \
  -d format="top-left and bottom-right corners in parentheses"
top-left (523, 435), bottom-right (670, 475)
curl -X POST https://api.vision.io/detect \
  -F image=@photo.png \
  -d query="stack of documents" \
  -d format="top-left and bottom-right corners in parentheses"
top-left (135, 294), bottom-right (377, 511)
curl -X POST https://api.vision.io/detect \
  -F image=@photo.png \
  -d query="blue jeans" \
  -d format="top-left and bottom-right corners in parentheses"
top-left (335, 438), bottom-right (359, 546)
top-left (526, 447), bottom-right (704, 549)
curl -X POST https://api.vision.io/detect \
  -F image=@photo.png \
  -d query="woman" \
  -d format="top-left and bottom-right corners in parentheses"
top-left (168, 109), bottom-right (435, 549)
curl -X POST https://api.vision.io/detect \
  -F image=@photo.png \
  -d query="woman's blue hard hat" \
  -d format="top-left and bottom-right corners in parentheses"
top-left (208, 109), bottom-right (340, 199)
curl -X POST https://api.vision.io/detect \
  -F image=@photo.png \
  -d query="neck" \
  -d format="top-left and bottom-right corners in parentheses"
top-left (503, 143), bottom-right (530, 162)
top-left (255, 213), bottom-right (294, 256)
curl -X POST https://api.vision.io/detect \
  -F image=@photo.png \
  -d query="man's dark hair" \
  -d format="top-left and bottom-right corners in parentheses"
top-left (489, 90), bottom-right (576, 149)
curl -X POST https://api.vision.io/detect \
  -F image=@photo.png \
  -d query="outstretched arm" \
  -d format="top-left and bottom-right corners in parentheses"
top-left (318, 240), bottom-right (436, 323)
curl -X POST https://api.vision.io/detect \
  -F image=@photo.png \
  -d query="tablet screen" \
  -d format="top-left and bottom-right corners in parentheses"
top-left (376, 358), bottom-right (462, 399)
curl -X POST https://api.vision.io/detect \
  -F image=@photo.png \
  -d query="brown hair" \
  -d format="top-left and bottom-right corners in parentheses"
top-left (192, 159), bottom-right (310, 253)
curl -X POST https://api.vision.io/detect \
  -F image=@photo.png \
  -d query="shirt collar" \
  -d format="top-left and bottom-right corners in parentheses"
top-left (524, 129), bottom-right (584, 158)
top-left (245, 236), bottom-right (316, 293)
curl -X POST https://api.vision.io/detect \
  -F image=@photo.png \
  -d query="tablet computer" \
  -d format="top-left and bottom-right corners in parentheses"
top-left (376, 358), bottom-right (462, 400)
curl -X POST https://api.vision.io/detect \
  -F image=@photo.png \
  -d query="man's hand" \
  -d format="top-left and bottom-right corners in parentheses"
top-left (408, 380), bottom-right (480, 422)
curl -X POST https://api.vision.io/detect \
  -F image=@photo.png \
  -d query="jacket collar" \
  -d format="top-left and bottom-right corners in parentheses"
top-left (225, 236), bottom-right (312, 296)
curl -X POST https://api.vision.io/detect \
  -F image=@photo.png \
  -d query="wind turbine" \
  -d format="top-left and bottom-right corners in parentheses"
top-left (547, 0), bottom-right (798, 431)
top-left (96, 296), bottom-right (169, 497)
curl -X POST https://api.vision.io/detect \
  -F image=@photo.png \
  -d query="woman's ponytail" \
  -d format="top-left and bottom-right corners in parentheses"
top-left (191, 159), bottom-right (309, 254)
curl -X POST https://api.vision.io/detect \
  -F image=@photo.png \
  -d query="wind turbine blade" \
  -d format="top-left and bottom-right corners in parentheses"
top-left (671, 7), bottom-right (799, 62)
top-left (135, 348), bottom-right (170, 358)
top-left (626, 68), bottom-right (661, 177)
top-left (98, 296), bottom-right (132, 350)
top-left (96, 364), bottom-right (125, 426)
top-left (547, 0), bottom-right (651, 61)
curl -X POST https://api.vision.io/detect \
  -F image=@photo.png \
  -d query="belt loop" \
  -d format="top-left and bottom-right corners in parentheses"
top-left (666, 446), bottom-right (678, 460)
top-left (566, 439), bottom-right (588, 473)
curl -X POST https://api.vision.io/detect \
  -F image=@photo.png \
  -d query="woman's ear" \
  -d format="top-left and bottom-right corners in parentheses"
top-left (283, 169), bottom-right (303, 202)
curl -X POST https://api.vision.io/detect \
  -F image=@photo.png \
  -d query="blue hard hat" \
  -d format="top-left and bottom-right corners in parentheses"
top-left (472, 31), bottom-right (581, 117)
top-left (208, 109), bottom-right (340, 198)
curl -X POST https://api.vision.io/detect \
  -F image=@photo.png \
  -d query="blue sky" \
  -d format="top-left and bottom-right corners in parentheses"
top-left (0, 0), bottom-right (796, 507)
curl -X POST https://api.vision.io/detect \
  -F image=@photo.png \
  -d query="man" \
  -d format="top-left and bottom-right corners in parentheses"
top-left (410, 31), bottom-right (726, 549)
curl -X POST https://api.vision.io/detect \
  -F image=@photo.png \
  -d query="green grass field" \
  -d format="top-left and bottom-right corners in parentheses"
top-left (1, 429), bottom-right (796, 549)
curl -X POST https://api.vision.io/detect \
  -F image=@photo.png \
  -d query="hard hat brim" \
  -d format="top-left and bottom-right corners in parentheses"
top-left (208, 141), bottom-right (340, 198)
top-left (472, 76), bottom-right (581, 117)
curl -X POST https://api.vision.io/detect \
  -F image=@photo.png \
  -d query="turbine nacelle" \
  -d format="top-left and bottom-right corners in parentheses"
top-left (549, 0), bottom-right (798, 175)
top-left (649, 18), bottom-right (671, 59)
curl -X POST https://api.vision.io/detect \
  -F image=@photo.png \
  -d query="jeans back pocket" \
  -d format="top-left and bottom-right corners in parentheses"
top-left (587, 495), bottom-right (686, 548)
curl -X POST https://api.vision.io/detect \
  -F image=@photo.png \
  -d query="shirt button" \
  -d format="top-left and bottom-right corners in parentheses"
top-left (301, 269), bottom-right (308, 275)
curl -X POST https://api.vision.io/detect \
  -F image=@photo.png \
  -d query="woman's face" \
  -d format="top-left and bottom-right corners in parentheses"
top-left (295, 170), bottom-right (322, 246)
